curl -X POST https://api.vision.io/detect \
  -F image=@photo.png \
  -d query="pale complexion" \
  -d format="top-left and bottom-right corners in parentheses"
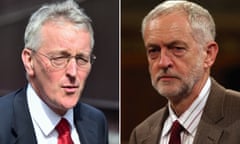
top-left (143, 11), bottom-right (218, 116)
top-left (22, 20), bottom-right (92, 116)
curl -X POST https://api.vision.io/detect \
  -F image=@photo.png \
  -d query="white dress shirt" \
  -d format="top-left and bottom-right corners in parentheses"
top-left (159, 77), bottom-right (211, 144)
top-left (27, 84), bottom-right (81, 144)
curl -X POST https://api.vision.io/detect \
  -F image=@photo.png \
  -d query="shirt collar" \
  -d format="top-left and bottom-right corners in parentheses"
top-left (27, 84), bottom-right (74, 136)
top-left (162, 77), bottom-right (211, 136)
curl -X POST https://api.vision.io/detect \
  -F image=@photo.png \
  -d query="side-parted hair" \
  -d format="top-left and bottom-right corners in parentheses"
top-left (24, 0), bottom-right (94, 50)
top-left (142, 0), bottom-right (216, 45)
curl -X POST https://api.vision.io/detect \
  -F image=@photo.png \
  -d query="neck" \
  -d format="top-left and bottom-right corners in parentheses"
top-left (170, 75), bottom-right (209, 117)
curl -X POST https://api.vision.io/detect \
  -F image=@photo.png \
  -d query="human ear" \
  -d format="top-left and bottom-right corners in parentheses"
top-left (21, 48), bottom-right (35, 77)
top-left (204, 41), bottom-right (219, 68)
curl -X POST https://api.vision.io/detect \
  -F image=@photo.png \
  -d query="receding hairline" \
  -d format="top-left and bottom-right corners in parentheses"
top-left (142, 1), bottom-right (216, 45)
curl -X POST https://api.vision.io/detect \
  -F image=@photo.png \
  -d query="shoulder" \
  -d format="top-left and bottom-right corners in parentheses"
top-left (74, 102), bottom-right (107, 122)
top-left (211, 78), bottom-right (240, 106)
top-left (0, 87), bottom-right (25, 112)
top-left (207, 79), bottom-right (240, 120)
top-left (74, 102), bottom-right (109, 143)
top-left (135, 106), bottom-right (167, 133)
top-left (223, 89), bottom-right (240, 111)
top-left (225, 89), bottom-right (240, 99)
top-left (130, 107), bottom-right (167, 144)
top-left (0, 88), bottom-right (26, 110)
top-left (0, 88), bottom-right (25, 139)
top-left (0, 88), bottom-right (24, 111)
top-left (0, 91), bottom-right (15, 125)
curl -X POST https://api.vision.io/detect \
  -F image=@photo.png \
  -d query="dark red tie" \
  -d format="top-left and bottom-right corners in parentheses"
top-left (169, 120), bottom-right (184, 144)
top-left (56, 118), bottom-right (73, 144)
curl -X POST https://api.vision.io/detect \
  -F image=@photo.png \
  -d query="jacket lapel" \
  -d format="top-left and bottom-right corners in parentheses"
top-left (11, 88), bottom-right (37, 144)
top-left (193, 79), bottom-right (225, 144)
top-left (140, 107), bottom-right (169, 144)
top-left (74, 103), bottom-right (98, 144)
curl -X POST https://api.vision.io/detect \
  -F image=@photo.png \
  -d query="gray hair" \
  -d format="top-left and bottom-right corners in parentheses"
top-left (24, 0), bottom-right (94, 50)
top-left (142, 0), bottom-right (216, 45)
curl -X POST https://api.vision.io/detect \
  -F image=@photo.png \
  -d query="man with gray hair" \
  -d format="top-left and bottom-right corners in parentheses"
top-left (0, 0), bottom-right (108, 143)
top-left (130, 0), bottom-right (240, 144)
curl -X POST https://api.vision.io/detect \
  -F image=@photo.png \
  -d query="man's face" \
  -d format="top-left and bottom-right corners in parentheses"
top-left (26, 21), bottom-right (92, 115)
top-left (143, 12), bottom-right (207, 101)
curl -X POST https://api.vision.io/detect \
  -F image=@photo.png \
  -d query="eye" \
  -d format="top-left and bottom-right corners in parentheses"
top-left (167, 41), bottom-right (188, 57)
top-left (171, 46), bottom-right (186, 56)
top-left (51, 56), bottom-right (68, 66)
top-left (76, 55), bottom-right (89, 65)
top-left (147, 47), bottom-right (160, 59)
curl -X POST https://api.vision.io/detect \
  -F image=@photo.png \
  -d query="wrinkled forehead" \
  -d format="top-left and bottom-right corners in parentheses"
top-left (144, 11), bottom-right (191, 36)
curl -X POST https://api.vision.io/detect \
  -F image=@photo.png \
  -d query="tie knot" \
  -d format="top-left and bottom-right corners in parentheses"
top-left (171, 120), bottom-right (183, 133)
top-left (56, 118), bottom-right (71, 135)
top-left (56, 118), bottom-right (73, 144)
top-left (169, 120), bottom-right (184, 144)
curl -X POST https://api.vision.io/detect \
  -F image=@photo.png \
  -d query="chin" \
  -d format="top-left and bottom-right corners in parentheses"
top-left (62, 97), bottom-right (79, 108)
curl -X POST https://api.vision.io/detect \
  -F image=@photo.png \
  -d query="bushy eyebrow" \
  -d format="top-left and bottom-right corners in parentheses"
top-left (145, 43), bottom-right (160, 49)
top-left (47, 50), bottom-right (91, 57)
top-left (59, 51), bottom-right (71, 56)
top-left (145, 40), bottom-right (188, 49)
top-left (164, 40), bottom-right (188, 48)
top-left (47, 50), bottom-right (70, 56)
top-left (76, 53), bottom-right (87, 57)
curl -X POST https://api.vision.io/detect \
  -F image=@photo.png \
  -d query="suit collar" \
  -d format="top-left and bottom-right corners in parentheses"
top-left (202, 79), bottom-right (225, 123)
top-left (140, 106), bottom-right (169, 144)
top-left (10, 87), bottom-right (99, 144)
top-left (74, 102), bottom-right (98, 144)
top-left (139, 78), bottom-right (226, 144)
top-left (193, 78), bottom-right (225, 144)
top-left (11, 87), bottom-right (37, 144)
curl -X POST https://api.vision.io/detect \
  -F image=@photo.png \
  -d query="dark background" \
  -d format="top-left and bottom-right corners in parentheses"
top-left (122, 0), bottom-right (240, 143)
top-left (0, 0), bottom-right (119, 143)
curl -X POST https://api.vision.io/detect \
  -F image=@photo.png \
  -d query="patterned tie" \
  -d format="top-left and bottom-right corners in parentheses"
top-left (169, 120), bottom-right (184, 144)
top-left (56, 118), bottom-right (73, 144)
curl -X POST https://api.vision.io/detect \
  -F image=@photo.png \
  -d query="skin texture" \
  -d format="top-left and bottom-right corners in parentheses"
top-left (22, 20), bottom-right (92, 116)
top-left (143, 11), bottom-right (218, 116)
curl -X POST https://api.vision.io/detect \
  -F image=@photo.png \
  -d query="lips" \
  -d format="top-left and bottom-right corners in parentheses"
top-left (62, 85), bottom-right (79, 88)
top-left (157, 75), bottom-right (178, 81)
top-left (62, 85), bottom-right (79, 93)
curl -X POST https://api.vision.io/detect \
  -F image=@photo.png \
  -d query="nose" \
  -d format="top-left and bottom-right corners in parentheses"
top-left (158, 49), bottom-right (172, 68)
top-left (66, 58), bottom-right (77, 77)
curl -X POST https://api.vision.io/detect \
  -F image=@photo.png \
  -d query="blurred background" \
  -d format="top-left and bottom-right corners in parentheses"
top-left (122, 0), bottom-right (240, 143)
top-left (0, 0), bottom-right (119, 143)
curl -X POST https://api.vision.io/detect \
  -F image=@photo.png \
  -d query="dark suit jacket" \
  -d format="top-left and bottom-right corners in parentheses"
top-left (0, 87), bottom-right (109, 144)
top-left (129, 79), bottom-right (240, 144)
